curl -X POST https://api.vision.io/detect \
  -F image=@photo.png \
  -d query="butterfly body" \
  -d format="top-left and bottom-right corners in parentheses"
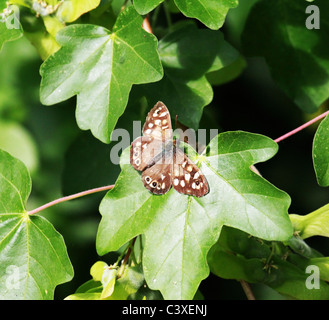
top-left (130, 102), bottom-right (209, 197)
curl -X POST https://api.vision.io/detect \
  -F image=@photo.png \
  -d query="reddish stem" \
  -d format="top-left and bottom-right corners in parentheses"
top-left (274, 110), bottom-right (329, 143)
top-left (27, 185), bottom-right (114, 215)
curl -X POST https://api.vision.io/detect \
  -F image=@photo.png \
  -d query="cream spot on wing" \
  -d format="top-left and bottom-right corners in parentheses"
top-left (145, 129), bottom-right (152, 134)
top-left (192, 182), bottom-right (196, 189)
top-left (185, 173), bottom-right (190, 181)
top-left (162, 119), bottom-right (167, 125)
top-left (194, 172), bottom-right (200, 179)
top-left (187, 165), bottom-right (193, 172)
top-left (161, 174), bottom-right (165, 180)
top-left (155, 119), bottom-right (161, 125)
top-left (162, 182), bottom-right (165, 189)
top-left (180, 180), bottom-right (185, 187)
top-left (160, 112), bottom-right (167, 117)
top-left (148, 123), bottom-right (154, 128)
top-left (136, 141), bottom-right (141, 147)
top-left (174, 178), bottom-right (179, 186)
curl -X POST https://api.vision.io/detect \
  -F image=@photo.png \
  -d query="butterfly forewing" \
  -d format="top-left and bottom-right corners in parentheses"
top-left (142, 101), bottom-right (172, 141)
top-left (130, 102), bottom-right (173, 171)
top-left (172, 148), bottom-right (209, 197)
top-left (141, 162), bottom-right (172, 195)
top-left (130, 136), bottom-right (163, 171)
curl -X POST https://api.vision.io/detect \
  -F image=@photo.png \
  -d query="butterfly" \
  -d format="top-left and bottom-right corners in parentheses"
top-left (130, 101), bottom-right (209, 197)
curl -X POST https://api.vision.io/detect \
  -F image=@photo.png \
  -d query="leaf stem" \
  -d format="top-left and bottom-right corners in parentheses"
top-left (240, 280), bottom-right (256, 300)
top-left (274, 110), bottom-right (329, 143)
top-left (27, 185), bottom-right (114, 215)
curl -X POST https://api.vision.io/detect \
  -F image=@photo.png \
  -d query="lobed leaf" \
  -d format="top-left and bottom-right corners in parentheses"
top-left (0, 149), bottom-right (73, 299)
top-left (97, 131), bottom-right (292, 299)
top-left (40, 6), bottom-right (163, 143)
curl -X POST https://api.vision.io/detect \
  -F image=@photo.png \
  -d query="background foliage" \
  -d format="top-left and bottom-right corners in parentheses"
top-left (0, 0), bottom-right (329, 300)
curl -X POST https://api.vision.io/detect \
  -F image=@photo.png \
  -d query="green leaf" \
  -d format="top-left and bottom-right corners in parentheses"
top-left (0, 149), bottom-right (73, 299)
top-left (0, 3), bottom-right (23, 51)
top-left (313, 114), bottom-right (329, 187)
top-left (66, 263), bottom-right (145, 300)
top-left (97, 131), bottom-right (292, 299)
top-left (290, 203), bottom-right (329, 239)
top-left (90, 260), bottom-right (107, 281)
top-left (57, 0), bottom-right (101, 22)
top-left (0, 121), bottom-right (38, 174)
top-left (133, 0), bottom-right (239, 29)
top-left (40, 6), bottom-right (163, 143)
top-left (208, 226), bottom-right (329, 300)
top-left (101, 267), bottom-right (117, 299)
top-left (242, 0), bottom-right (329, 113)
top-left (174, 0), bottom-right (239, 30)
top-left (142, 24), bottom-right (240, 130)
top-left (133, 0), bottom-right (164, 15)
top-left (206, 55), bottom-right (246, 86)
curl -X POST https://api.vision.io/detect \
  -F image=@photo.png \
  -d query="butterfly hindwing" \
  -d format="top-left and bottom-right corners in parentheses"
top-left (141, 162), bottom-right (172, 195)
top-left (172, 148), bottom-right (209, 197)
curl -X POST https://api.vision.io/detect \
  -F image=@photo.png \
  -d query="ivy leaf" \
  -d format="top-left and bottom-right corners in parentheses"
top-left (0, 149), bottom-right (73, 299)
top-left (242, 0), bottom-right (329, 113)
top-left (40, 6), bottom-right (163, 143)
top-left (142, 24), bottom-right (240, 130)
top-left (313, 114), bottom-right (329, 187)
top-left (0, 2), bottom-right (23, 51)
top-left (97, 131), bottom-right (292, 299)
top-left (133, 0), bottom-right (239, 29)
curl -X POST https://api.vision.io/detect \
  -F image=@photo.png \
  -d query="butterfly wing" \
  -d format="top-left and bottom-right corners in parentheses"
top-left (172, 147), bottom-right (209, 197)
top-left (130, 101), bottom-right (172, 171)
top-left (143, 101), bottom-right (172, 141)
top-left (130, 136), bottom-right (163, 171)
top-left (141, 149), bottom-right (173, 195)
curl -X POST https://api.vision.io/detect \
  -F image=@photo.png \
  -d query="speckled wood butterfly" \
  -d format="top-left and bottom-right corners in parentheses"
top-left (130, 102), bottom-right (209, 197)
